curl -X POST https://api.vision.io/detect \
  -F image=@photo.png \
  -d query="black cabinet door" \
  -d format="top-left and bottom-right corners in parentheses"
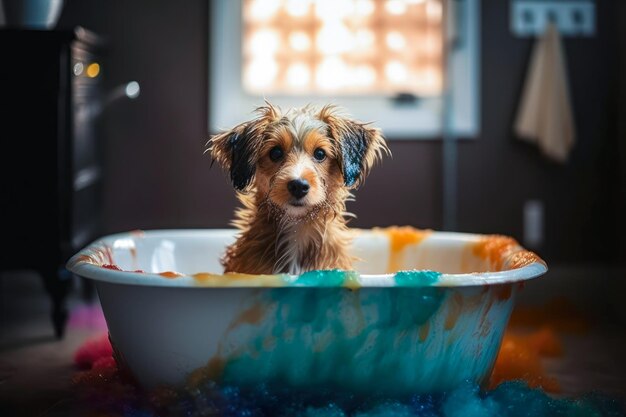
top-left (0, 27), bottom-right (105, 337)
top-left (0, 28), bottom-right (104, 268)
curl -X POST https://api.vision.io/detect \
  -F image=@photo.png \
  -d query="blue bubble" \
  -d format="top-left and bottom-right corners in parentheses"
top-left (394, 270), bottom-right (441, 287)
top-left (89, 380), bottom-right (626, 417)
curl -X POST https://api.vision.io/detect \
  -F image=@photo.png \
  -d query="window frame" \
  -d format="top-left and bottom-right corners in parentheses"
top-left (208, 0), bottom-right (480, 139)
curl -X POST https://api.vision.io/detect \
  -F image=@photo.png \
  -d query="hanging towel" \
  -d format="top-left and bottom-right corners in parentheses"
top-left (514, 22), bottom-right (575, 163)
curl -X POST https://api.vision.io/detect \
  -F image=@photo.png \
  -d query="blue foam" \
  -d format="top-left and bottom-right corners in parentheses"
top-left (115, 381), bottom-right (625, 417)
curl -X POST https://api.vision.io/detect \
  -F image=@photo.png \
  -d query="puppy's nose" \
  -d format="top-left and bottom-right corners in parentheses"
top-left (287, 179), bottom-right (310, 199)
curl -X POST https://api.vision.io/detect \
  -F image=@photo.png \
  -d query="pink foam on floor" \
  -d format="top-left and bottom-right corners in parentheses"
top-left (74, 333), bottom-right (113, 369)
top-left (68, 303), bottom-right (108, 331)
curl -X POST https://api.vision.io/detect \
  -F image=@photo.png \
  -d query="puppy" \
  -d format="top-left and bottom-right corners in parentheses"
top-left (209, 103), bottom-right (388, 275)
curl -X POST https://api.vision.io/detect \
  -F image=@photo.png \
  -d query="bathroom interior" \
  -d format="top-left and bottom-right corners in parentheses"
top-left (0, 0), bottom-right (625, 416)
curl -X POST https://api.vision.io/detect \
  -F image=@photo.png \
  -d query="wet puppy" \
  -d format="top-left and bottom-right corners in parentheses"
top-left (209, 103), bottom-right (388, 274)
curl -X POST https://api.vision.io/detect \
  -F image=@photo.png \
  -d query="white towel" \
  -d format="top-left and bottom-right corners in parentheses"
top-left (514, 22), bottom-right (575, 163)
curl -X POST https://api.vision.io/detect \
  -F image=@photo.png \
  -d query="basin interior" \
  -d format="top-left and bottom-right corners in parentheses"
top-left (103, 228), bottom-right (528, 276)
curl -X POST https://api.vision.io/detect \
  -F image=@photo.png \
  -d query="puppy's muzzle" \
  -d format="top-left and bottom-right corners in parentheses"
top-left (287, 178), bottom-right (310, 199)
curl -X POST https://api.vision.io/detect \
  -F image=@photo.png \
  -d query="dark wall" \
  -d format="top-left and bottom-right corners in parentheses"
top-left (617, 2), bottom-right (626, 263)
top-left (58, 0), bottom-right (238, 232)
top-left (456, 1), bottom-right (621, 264)
top-left (55, 0), bottom-right (623, 265)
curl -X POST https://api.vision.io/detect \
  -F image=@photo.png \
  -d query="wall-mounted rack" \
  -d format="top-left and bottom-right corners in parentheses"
top-left (511, 0), bottom-right (595, 37)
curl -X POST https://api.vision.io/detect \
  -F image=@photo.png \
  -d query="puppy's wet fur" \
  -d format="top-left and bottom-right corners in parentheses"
top-left (209, 103), bottom-right (389, 275)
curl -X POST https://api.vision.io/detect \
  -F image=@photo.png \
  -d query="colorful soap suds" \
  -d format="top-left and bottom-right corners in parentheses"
top-left (489, 298), bottom-right (591, 393)
top-left (378, 226), bottom-right (432, 273)
top-left (68, 303), bottom-right (109, 331)
top-left (489, 328), bottom-right (562, 393)
top-left (67, 229), bottom-right (597, 416)
top-left (383, 226), bottom-right (431, 253)
top-left (70, 297), bottom-right (624, 417)
top-left (471, 235), bottom-right (543, 272)
top-left (394, 270), bottom-right (441, 286)
top-left (293, 269), bottom-right (360, 287)
top-left (91, 265), bottom-right (442, 289)
top-left (72, 368), bottom-right (625, 417)
top-left (472, 235), bottom-right (519, 271)
top-left (74, 333), bottom-right (114, 370)
top-left (73, 226), bottom-right (545, 292)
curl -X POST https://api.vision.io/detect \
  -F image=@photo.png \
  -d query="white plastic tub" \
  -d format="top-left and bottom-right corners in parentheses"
top-left (67, 227), bottom-right (547, 394)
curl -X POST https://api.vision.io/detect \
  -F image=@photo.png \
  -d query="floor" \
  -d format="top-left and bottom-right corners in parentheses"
top-left (1, 270), bottom-right (625, 416)
top-left (0, 271), bottom-right (103, 417)
top-left (547, 329), bottom-right (626, 400)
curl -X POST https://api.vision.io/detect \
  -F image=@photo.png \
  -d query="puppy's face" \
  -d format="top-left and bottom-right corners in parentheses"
top-left (254, 113), bottom-right (341, 218)
top-left (210, 103), bottom-right (388, 219)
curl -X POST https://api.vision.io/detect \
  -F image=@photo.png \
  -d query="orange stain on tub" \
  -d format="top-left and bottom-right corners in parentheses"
top-left (188, 356), bottom-right (226, 386)
top-left (227, 303), bottom-right (267, 331)
top-left (379, 226), bottom-right (432, 273)
top-left (95, 263), bottom-right (143, 273)
top-left (444, 293), bottom-right (464, 330)
top-left (129, 229), bottom-right (145, 238)
top-left (478, 292), bottom-right (497, 336)
top-left (159, 271), bottom-right (184, 279)
top-left (472, 235), bottom-right (544, 272)
top-left (72, 245), bottom-right (115, 267)
top-left (192, 273), bottom-right (217, 282)
top-left (313, 332), bottom-right (334, 353)
top-left (507, 250), bottom-right (543, 270)
top-left (472, 235), bottom-right (518, 271)
top-left (74, 254), bottom-right (92, 264)
top-left (263, 336), bottom-right (277, 351)
top-left (192, 272), bottom-right (285, 287)
top-left (418, 321), bottom-right (430, 342)
top-left (104, 246), bottom-right (114, 264)
top-left (385, 226), bottom-right (431, 252)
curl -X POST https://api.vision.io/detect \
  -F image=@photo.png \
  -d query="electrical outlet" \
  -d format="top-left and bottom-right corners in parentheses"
top-left (523, 200), bottom-right (544, 248)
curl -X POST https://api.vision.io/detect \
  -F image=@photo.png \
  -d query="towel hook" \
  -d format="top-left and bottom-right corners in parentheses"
top-left (512, 0), bottom-right (595, 38)
top-left (572, 8), bottom-right (584, 27)
top-left (546, 9), bottom-right (558, 25)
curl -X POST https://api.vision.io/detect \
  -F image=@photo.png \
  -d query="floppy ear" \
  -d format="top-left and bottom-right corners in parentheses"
top-left (318, 105), bottom-right (390, 189)
top-left (208, 104), bottom-right (280, 191)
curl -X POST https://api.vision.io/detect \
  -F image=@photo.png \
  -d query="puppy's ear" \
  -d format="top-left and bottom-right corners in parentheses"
top-left (209, 103), bottom-right (281, 191)
top-left (318, 105), bottom-right (389, 189)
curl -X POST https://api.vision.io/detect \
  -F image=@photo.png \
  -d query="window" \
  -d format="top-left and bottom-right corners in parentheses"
top-left (209, 0), bottom-right (479, 138)
top-left (242, 0), bottom-right (443, 96)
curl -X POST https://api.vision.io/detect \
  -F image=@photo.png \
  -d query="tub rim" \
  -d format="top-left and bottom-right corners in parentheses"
top-left (66, 228), bottom-right (548, 288)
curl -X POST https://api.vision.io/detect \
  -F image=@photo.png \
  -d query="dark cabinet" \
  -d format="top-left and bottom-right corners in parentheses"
top-left (0, 27), bottom-right (104, 337)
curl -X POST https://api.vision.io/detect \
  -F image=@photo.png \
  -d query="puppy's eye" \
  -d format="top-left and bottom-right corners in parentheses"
top-left (269, 146), bottom-right (283, 162)
top-left (313, 148), bottom-right (326, 162)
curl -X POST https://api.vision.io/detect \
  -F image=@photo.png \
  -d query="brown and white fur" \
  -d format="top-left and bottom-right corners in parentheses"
top-left (209, 103), bottom-right (388, 275)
